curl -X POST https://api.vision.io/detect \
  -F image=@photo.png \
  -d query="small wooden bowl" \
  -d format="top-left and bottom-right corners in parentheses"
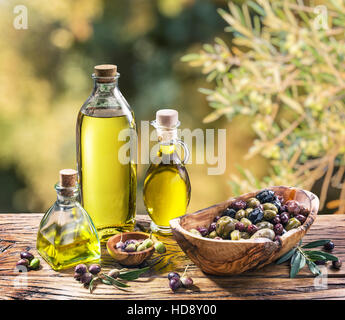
top-left (170, 186), bottom-right (319, 275)
top-left (106, 232), bottom-right (155, 266)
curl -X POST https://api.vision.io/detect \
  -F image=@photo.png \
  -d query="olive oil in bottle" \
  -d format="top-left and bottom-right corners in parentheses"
top-left (37, 169), bottom-right (100, 271)
top-left (143, 109), bottom-right (191, 234)
top-left (76, 65), bottom-right (137, 241)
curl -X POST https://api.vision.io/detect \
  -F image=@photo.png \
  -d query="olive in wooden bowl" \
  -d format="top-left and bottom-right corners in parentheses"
top-left (107, 232), bottom-right (155, 266)
top-left (170, 186), bottom-right (319, 275)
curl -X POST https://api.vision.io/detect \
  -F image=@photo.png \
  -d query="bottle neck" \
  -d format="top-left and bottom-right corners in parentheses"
top-left (91, 74), bottom-right (119, 95)
top-left (159, 143), bottom-right (176, 155)
top-left (55, 183), bottom-right (79, 206)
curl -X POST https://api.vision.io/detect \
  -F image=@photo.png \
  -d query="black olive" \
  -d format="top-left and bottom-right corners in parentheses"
top-left (248, 207), bottom-right (264, 224)
top-left (324, 241), bottom-right (335, 251)
top-left (256, 190), bottom-right (275, 203)
top-left (221, 208), bottom-right (236, 218)
top-left (271, 197), bottom-right (282, 212)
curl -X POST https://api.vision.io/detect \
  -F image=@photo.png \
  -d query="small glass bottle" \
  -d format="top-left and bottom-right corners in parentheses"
top-left (143, 109), bottom-right (191, 234)
top-left (76, 64), bottom-right (137, 241)
top-left (37, 169), bottom-right (100, 271)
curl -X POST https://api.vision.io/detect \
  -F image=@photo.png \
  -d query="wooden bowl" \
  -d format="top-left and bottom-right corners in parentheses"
top-left (170, 186), bottom-right (319, 275)
top-left (106, 232), bottom-right (155, 266)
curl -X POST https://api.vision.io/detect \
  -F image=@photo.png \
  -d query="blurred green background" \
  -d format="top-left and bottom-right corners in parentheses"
top-left (0, 0), bottom-right (296, 214)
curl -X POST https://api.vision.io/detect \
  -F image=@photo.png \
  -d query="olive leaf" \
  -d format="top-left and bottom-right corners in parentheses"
top-left (101, 279), bottom-right (113, 285)
top-left (302, 240), bottom-right (331, 249)
top-left (118, 266), bottom-right (150, 281)
top-left (306, 260), bottom-right (321, 276)
top-left (87, 266), bottom-right (151, 294)
top-left (290, 250), bottom-right (306, 278)
top-left (275, 239), bottom-right (340, 278)
top-left (276, 248), bottom-right (296, 264)
top-left (304, 252), bottom-right (328, 262)
top-left (304, 250), bottom-right (338, 261)
top-left (102, 274), bottom-right (130, 290)
top-left (89, 276), bottom-right (101, 294)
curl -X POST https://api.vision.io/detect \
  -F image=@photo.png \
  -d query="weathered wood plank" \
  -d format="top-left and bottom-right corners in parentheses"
top-left (0, 214), bottom-right (344, 300)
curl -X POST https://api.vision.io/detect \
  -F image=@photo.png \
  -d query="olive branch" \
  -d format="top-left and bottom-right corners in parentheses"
top-left (182, 0), bottom-right (345, 214)
top-left (276, 239), bottom-right (339, 278)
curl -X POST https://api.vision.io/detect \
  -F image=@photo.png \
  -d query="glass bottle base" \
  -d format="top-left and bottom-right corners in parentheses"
top-left (150, 221), bottom-right (173, 235)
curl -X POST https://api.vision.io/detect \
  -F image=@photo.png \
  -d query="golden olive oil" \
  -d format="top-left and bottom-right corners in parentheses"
top-left (37, 211), bottom-right (100, 271)
top-left (37, 169), bottom-right (100, 271)
top-left (77, 111), bottom-right (136, 240)
top-left (144, 145), bottom-right (191, 231)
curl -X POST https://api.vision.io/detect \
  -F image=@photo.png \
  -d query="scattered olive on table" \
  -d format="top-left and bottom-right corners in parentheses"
top-left (80, 272), bottom-right (93, 285)
top-left (29, 258), bottom-right (40, 270)
top-left (169, 277), bottom-right (182, 292)
top-left (74, 263), bottom-right (102, 286)
top-left (75, 263), bottom-right (88, 274)
top-left (16, 258), bottom-right (29, 268)
top-left (154, 241), bottom-right (166, 254)
top-left (108, 269), bottom-right (120, 279)
top-left (20, 251), bottom-right (34, 261)
top-left (323, 241), bottom-right (335, 251)
top-left (89, 264), bottom-right (101, 275)
top-left (168, 266), bottom-right (194, 292)
top-left (332, 259), bottom-right (342, 270)
top-left (188, 189), bottom-right (311, 241)
top-left (168, 272), bottom-right (180, 280)
top-left (74, 272), bottom-right (82, 281)
top-left (180, 276), bottom-right (193, 288)
top-left (16, 251), bottom-right (40, 272)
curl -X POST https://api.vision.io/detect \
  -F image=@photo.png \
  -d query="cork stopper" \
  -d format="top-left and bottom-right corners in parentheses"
top-left (156, 109), bottom-right (179, 128)
top-left (59, 169), bottom-right (77, 187)
top-left (94, 64), bottom-right (117, 82)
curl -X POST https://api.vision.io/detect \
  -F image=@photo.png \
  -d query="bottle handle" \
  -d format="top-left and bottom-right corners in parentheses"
top-left (176, 140), bottom-right (190, 164)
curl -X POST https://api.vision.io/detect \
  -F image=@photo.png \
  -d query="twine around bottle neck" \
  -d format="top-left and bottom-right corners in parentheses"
top-left (151, 119), bottom-right (180, 143)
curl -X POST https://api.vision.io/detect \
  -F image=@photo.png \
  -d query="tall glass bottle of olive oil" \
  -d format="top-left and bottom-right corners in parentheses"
top-left (77, 65), bottom-right (136, 241)
top-left (143, 109), bottom-right (191, 234)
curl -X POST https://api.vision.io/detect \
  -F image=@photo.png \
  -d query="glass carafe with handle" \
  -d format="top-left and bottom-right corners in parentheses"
top-left (143, 109), bottom-right (191, 234)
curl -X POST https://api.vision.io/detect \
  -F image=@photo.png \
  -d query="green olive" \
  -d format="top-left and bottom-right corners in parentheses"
top-left (124, 243), bottom-right (137, 252)
top-left (216, 216), bottom-right (236, 239)
top-left (154, 241), bottom-right (166, 254)
top-left (285, 217), bottom-right (301, 231)
top-left (230, 230), bottom-right (241, 240)
top-left (235, 209), bottom-right (246, 220)
top-left (142, 238), bottom-right (154, 248)
top-left (137, 243), bottom-right (147, 252)
top-left (247, 198), bottom-right (260, 208)
top-left (263, 209), bottom-right (277, 221)
top-left (250, 228), bottom-right (275, 240)
top-left (240, 232), bottom-right (250, 239)
top-left (256, 221), bottom-right (274, 230)
top-left (29, 258), bottom-right (40, 270)
top-left (245, 208), bottom-right (253, 218)
top-left (240, 217), bottom-right (252, 228)
top-left (263, 203), bottom-right (278, 213)
top-left (189, 229), bottom-right (202, 236)
top-left (208, 231), bottom-right (217, 239)
top-left (108, 269), bottom-right (120, 279)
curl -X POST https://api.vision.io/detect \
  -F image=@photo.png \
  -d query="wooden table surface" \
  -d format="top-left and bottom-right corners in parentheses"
top-left (0, 213), bottom-right (344, 300)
